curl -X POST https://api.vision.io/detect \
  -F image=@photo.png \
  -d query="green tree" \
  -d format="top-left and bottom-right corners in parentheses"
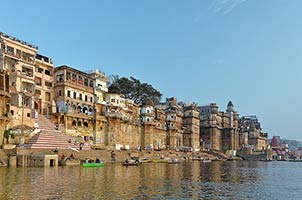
top-left (110, 76), bottom-right (162, 104)
top-left (3, 128), bottom-right (14, 144)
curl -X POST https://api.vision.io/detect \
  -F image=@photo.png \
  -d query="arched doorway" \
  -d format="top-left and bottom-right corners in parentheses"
top-left (72, 120), bottom-right (77, 127)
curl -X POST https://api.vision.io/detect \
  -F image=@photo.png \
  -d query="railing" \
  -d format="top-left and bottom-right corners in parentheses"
top-left (0, 32), bottom-right (38, 50)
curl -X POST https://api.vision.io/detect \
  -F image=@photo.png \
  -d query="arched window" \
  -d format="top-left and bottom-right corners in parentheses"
top-left (77, 121), bottom-right (82, 126)
top-left (83, 121), bottom-right (88, 127)
top-left (72, 120), bottom-right (76, 127)
top-left (83, 107), bottom-right (88, 115)
top-left (77, 105), bottom-right (82, 113)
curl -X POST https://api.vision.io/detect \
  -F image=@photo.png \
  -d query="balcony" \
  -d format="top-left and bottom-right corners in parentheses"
top-left (105, 111), bottom-right (122, 118)
top-left (0, 86), bottom-right (10, 97)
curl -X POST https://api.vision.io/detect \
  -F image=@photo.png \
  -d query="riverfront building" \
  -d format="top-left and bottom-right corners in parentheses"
top-left (0, 32), bottom-right (269, 153)
top-left (239, 115), bottom-right (267, 150)
top-left (0, 70), bottom-right (10, 146)
top-left (199, 101), bottom-right (240, 151)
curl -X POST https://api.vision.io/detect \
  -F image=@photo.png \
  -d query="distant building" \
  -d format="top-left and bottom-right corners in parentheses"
top-left (182, 103), bottom-right (200, 150)
top-left (199, 101), bottom-right (240, 151)
top-left (239, 115), bottom-right (267, 150)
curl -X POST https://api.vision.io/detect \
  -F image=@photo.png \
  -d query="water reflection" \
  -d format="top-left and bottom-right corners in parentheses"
top-left (0, 161), bottom-right (302, 199)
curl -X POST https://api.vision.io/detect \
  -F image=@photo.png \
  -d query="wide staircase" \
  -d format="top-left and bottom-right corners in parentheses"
top-left (24, 115), bottom-right (90, 150)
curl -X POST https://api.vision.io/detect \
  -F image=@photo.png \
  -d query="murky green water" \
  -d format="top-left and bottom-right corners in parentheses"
top-left (0, 161), bottom-right (301, 200)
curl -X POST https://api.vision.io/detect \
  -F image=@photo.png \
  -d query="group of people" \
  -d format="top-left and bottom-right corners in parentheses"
top-left (85, 158), bottom-right (101, 163)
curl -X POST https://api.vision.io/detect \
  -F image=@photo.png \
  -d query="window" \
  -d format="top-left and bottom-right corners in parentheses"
top-left (79, 94), bottom-right (82, 100)
top-left (111, 99), bottom-right (115, 103)
top-left (67, 90), bottom-right (71, 97)
top-left (27, 113), bottom-right (31, 117)
top-left (58, 90), bottom-right (62, 96)
top-left (36, 67), bottom-right (43, 73)
top-left (7, 46), bottom-right (14, 54)
top-left (45, 81), bottom-right (52, 88)
top-left (89, 80), bottom-right (94, 88)
top-left (45, 69), bottom-right (51, 76)
top-left (72, 73), bottom-right (77, 81)
top-left (56, 74), bottom-right (64, 82)
top-left (66, 71), bottom-right (71, 80)
top-left (73, 92), bottom-right (76, 99)
top-left (90, 97), bottom-right (93, 102)
top-left (85, 95), bottom-right (87, 101)
top-left (84, 78), bottom-right (88, 86)
top-left (10, 110), bottom-right (14, 116)
top-left (78, 76), bottom-right (83, 84)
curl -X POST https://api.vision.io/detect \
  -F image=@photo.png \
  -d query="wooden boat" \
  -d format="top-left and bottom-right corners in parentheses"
top-left (122, 162), bottom-right (142, 166)
top-left (140, 158), bottom-right (152, 163)
top-left (289, 159), bottom-right (302, 162)
top-left (152, 159), bottom-right (169, 163)
top-left (83, 162), bottom-right (105, 168)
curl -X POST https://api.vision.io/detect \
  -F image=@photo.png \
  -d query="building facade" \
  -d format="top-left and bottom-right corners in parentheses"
top-left (0, 32), bottom-right (54, 131)
top-left (199, 101), bottom-right (240, 151)
top-left (182, 103), bottom-right (200, 150)
top-left (239, 115), bottom-right (268, 150)
top-left (0, 70), bottom-right (10, 146)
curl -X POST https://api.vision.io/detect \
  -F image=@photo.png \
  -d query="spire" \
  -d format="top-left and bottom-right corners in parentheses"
top-left (227, 101), bottom-right (233, 107)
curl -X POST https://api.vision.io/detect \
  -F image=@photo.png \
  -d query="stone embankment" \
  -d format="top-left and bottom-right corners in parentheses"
top-left (12, 148), bottom-right (226, 163)
top-left (0, 148), bottom-right (229, 167)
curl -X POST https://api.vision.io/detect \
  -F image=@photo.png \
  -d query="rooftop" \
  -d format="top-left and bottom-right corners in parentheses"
top-left (0, 32), bottom-right (38, 50)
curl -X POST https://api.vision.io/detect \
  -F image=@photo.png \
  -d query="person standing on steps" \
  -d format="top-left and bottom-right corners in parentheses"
top-left (111, 150), bottom-right (116, 162)
top-left (79, 142), bottom-right (84, 150)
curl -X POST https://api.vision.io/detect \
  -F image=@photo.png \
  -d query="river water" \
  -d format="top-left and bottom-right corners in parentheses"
top-left (0, 161), bottom-right (301, 200)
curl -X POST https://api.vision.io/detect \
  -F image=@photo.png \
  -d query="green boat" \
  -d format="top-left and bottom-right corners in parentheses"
top-left (83, 162), bottom-right (105, 168)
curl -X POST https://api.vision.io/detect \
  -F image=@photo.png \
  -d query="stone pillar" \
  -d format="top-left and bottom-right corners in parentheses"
top-left (9, 155), bottom-right (17, 167)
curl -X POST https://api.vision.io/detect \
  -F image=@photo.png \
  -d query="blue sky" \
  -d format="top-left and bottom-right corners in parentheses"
top-left (1, 0), bottom-right (301, 140)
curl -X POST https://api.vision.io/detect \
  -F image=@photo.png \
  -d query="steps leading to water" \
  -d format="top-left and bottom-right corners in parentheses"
top-left (24, 115), bottom-right (90, 150)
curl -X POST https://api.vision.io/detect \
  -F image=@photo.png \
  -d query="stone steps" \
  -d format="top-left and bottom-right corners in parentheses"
top-left (24, 115), bottom-right (90, 150)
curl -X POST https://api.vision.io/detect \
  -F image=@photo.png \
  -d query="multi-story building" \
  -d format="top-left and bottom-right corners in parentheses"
top-left (0, 32), bottom-right (42, 130)
top-left (164, 97), bottom-right (183, 149)
top-left (239, 115), bottom-right (267, 150)
top-left (0, 70), bottom-right (10, 146)
top-left (182, 103), bottom-right (200, 150)
top-left (104, 85), bottom-right (141, 149)
top-left (54, 65), bottom-right (105, 142)
top-left (34, 54), bottom-right (55, 116)
top-left (199, 101), bottom-right (240, 151)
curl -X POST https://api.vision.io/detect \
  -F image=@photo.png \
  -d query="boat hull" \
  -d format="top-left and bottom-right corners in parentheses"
top-left (83, 162), bottom-right (105, 168)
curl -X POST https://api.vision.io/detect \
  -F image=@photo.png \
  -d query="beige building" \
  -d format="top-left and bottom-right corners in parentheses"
top-left (54, 65), bottom-right (106, 141)
top-left (0, 32), bottom-right (42, 130)
top-left (239, 115), bottom-right (267, 150)
top-left (34, 54), bottom-right (55, 116)
top-left (0, 70), bottom-right (10, 146)
top-left (182, 103), bottom-right (200, 150)
top-left (104, 85), bottom-right (141, 149)
top-left (199, 101), bottom-right (240, 151)
top-left (156, 97), bottom-right (183, 149)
